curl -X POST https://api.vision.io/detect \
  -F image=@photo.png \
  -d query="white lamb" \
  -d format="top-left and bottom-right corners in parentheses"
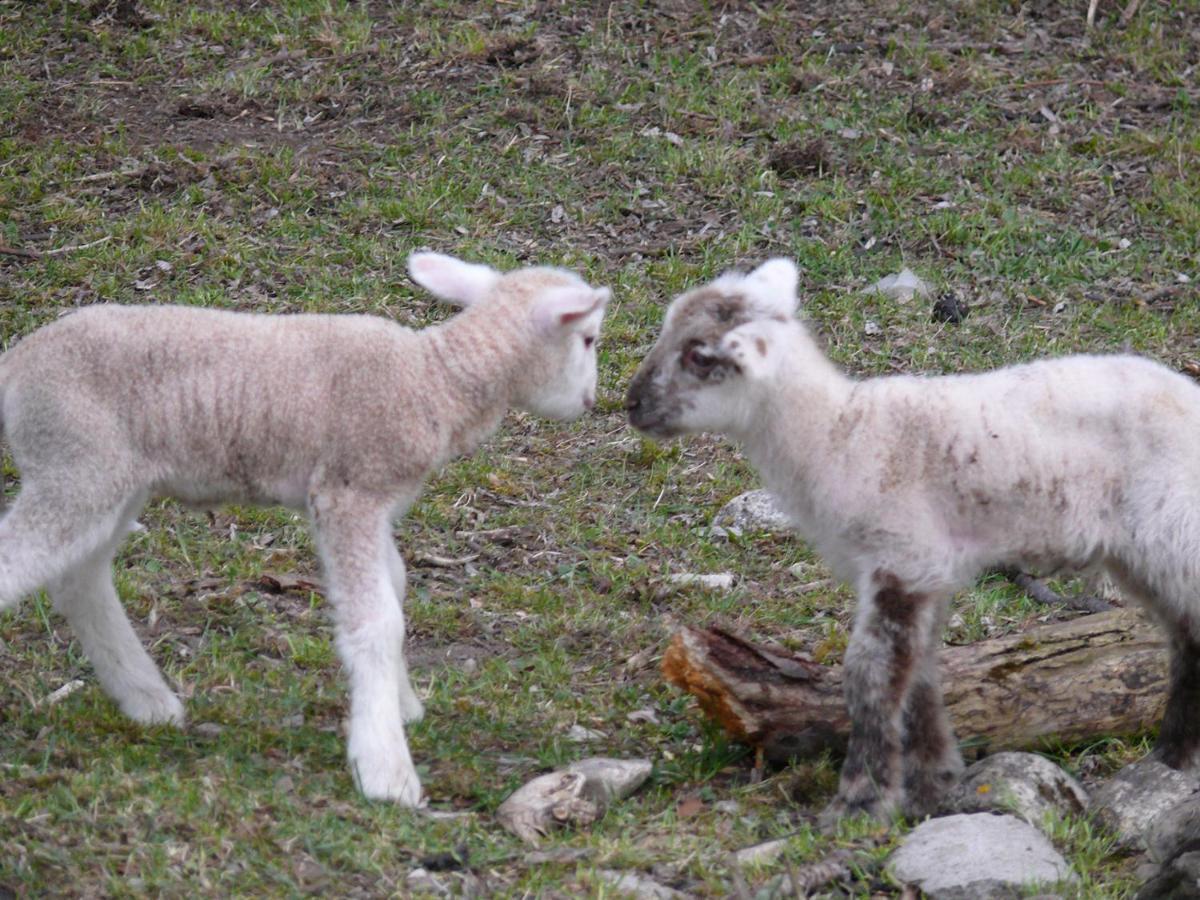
top-left (626, 258), bottom-right (1200, 825)
top-left (0, 252), bottom-right (609, 806)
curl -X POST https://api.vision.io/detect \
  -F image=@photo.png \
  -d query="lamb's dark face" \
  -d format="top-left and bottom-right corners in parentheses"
top-left (625, 259), bottom-right (800, 439)
top-left (624, 286), bottom-right (754, 438)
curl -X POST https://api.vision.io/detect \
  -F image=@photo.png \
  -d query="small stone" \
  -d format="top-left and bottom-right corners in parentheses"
top-left (712, 490), bottom-right (792, 534)
top-left (733, 837), bottom-right (788, 866)
top-left (667, 572), bottom-right (735, 590)
top-left (864, 268), bottom-right (931, 303)
top-left (566, 724), bottom-right (606, 742)
top-left (593, 869), bottom-right (684, 899)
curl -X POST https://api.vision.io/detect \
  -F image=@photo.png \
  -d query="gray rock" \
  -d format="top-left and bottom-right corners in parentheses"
top-left (1135, 851), bottom-right (1200, 900)
top-left (940, 752), bottom-right (1088, 829)
top-left (1145, 796), bottom-right (1200, 864)
top-left (732, 838), bottom-right (788, 866)
top-left (712, 490), bottom-right (792, 534)
top-left (889, 813), bottom-right (1076, 896)
top-left (594, 869), bottom-right (685, 899)
top-left (1090, 758), bottom-right (1200, 850)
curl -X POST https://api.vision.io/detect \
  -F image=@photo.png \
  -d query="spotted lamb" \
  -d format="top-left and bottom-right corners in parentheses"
top-left (626, 258), bottom-right (1200, 825)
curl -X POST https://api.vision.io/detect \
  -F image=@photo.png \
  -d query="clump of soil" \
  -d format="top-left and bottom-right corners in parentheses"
top-left (768, 138), bottom-right (834, 177)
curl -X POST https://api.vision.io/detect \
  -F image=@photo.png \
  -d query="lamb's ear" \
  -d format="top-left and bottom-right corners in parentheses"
top-left (720, 319), bottom-right (786, 381)
top-left (744, 258), bottom-right (799, 319)
top-left (532, 286), bottom-right (610, 334)
top-left (408, 252), bottom-right (501, 307)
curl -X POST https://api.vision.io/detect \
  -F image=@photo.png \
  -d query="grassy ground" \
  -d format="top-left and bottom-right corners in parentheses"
top-left (1, 0), bottom-right (1198, 896)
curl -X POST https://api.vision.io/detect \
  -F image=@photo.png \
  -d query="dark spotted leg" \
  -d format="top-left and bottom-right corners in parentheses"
top-left (819, 572), bottom-right (938, 829)
top-left (901, 649), bottom-right (963, 818)
top-left (1155, 631), bottom-right (1200, 772)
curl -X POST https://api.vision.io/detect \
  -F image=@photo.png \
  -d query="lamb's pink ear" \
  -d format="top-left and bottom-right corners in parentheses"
top-left (408, 252), bottom-right (501, 307)
top-left (720, 319), bottom-right (785, 380)
top-left (532, 286), bottom-right (610, 334)
top-left (745, 258), bottom-right (799, 319)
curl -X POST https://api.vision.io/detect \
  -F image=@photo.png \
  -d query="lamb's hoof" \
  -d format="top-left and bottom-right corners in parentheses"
top-left (903, 766), bottom-right (962, 819)
top-left (121, 690), bottom-right (186, 727)
top-left (400, 695), bottom-right (425, 725)
top-left (354, 758), bottom-right (424, 806)
top-left (817, 793), bottom-right (897, 833)
top-left (1150, 743), bottom-right (1200, 774)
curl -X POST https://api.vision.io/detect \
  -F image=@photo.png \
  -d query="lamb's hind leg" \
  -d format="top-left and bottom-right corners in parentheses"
top-left (49, 511), bottom-right (184, 725)
top-left (819, 571), bottom-right (942, 828)
top-left (1155, 628), bottom-right (1200, 772)
top-left (0, 485), bottom-right (135, 610)
top-left (313, 490), bottom-right (421, 806)
top-left (386, 543), bottom-right (424, 724)
top-left (901, 627), bottom-right (963, 818)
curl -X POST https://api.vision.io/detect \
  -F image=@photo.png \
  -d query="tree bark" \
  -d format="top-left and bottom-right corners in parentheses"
top-left (662, 608), bottom-right (1169, 764)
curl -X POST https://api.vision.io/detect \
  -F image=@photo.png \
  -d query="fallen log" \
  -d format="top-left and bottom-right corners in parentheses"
top-left (662, 608), bottom-right (1169, 764)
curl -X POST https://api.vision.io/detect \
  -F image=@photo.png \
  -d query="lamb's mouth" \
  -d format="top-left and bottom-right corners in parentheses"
top-left (626, 407), bottom-right (683, 439)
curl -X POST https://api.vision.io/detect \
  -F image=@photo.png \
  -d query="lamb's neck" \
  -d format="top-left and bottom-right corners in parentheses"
top-left (735, 360), bottom-right (856, 516)
top-left (423, 309), bottom-right (526, 459)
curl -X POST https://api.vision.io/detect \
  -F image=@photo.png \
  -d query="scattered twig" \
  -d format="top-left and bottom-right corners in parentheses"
top-left (0, 235), bottom-right (113, 260)
top-left (43, 236), bottom-right (113, 257)
top-left (1119, 0), bottom-right (1142, 25)
top-left (0, 245), bottom-right (41, 259)
top-left (410, 551), bottom-right (481, 568)
top-left (1000, 567), bottom-right (1116, 613)
top-left (1087, 0), bottom-right (1100, 29)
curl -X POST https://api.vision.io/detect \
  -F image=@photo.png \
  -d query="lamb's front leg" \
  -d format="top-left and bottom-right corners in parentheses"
top-left (386, 543), bottom-right (424, 724)
top-left (819, 572), bottom-right (939, 829)
top-left (312, 491), bottom-right (422, 806)
top-left (902, 645), bottom-right (963, 818)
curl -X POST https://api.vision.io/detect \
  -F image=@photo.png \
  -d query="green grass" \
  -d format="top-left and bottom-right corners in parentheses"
top-left (3, 0), bottom-right (1199, 895)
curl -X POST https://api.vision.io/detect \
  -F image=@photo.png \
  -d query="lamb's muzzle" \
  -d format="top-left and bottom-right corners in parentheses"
top-left (0, 251), bottom-right (609, 807)
top-left (628, 257), bottom-right (1200, 826)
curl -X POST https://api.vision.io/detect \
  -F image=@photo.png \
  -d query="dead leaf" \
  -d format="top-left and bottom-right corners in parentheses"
top-left (675, 793), bottom-right (705, 819)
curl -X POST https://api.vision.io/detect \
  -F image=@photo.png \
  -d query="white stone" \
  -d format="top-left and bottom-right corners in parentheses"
top-left (863, 268), bottom-right (931, 303)
top-left (594, 869), bottom-right (684, 899)
top-left (889, 813), bottom-right (1076, 895)
top-left (667, 572), bottom-right (735, 590)
top-left (733, 838), bottom-right (789, 866)
top-left (712, 489), bottom-right (792, 534)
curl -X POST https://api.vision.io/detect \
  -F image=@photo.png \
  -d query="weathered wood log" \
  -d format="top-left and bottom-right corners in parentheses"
top-left (662, 608), bottom-right (1169, 764)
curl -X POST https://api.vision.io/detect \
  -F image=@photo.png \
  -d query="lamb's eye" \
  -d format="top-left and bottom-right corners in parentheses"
top-left (683, 344), bottom-right (718, 374)
top-left (583, 335), bottom-right (595, 349)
